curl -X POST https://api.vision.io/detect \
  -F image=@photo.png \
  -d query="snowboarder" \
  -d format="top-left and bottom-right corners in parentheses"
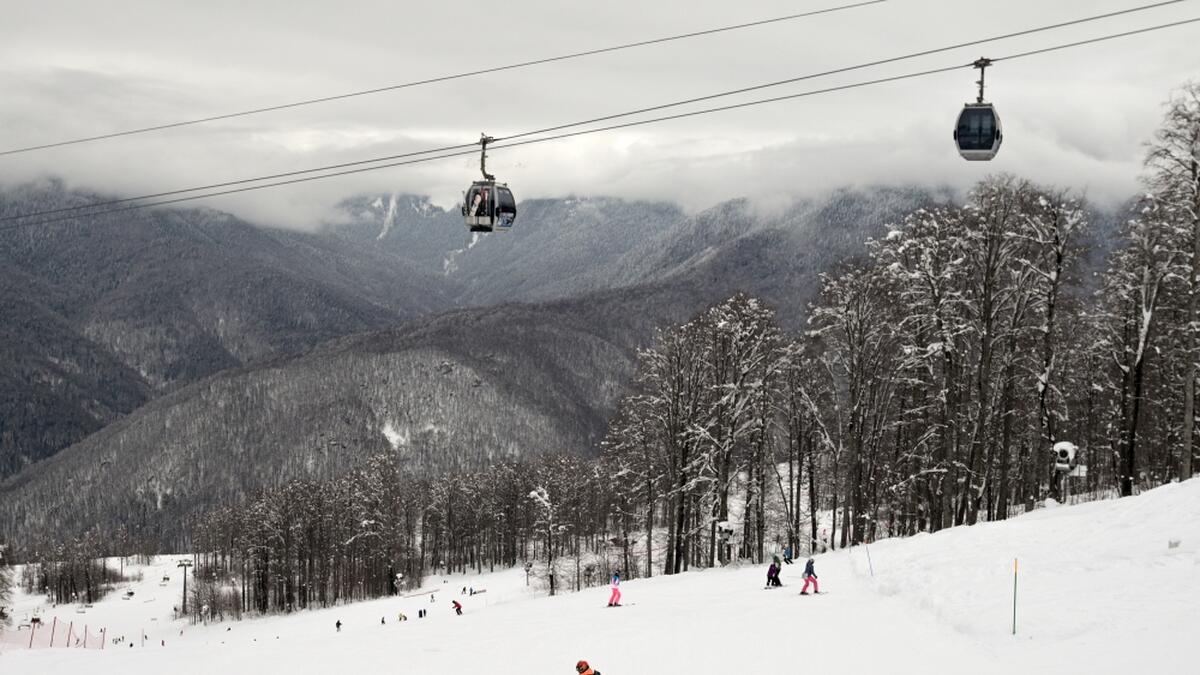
top-left (335, 620), bottom-right (342, 632)
top-left (800, 558), bottom-right (820, 594)
top-left (766, 562), bottom-right (782, 587)
top-left (782, 546), bottom-right (794, 564)
top-left (607, 570), bottom-right (622, 607)
top-left (576, 659), bottom-right (602, 674)
top-left (452, 600), bottom-right (463, 616)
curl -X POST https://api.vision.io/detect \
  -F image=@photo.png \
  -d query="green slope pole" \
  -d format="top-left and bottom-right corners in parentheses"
top-left (1012, 558), bottom-right (1018, 635)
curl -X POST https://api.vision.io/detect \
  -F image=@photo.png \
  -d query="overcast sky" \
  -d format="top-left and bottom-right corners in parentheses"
top-left (1, 0), bottom-right (1198, 227)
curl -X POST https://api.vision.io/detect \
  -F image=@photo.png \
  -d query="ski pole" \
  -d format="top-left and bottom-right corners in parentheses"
top-left (1012, 558), bottom-right (1018, 635)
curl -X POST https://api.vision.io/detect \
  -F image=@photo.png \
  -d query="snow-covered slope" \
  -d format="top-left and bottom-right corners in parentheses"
top-left (5, 480), bottom-right (1198, 674)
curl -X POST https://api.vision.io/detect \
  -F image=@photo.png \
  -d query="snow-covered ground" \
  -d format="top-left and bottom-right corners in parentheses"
top-left (4, 479), bottom-right (1199, 674)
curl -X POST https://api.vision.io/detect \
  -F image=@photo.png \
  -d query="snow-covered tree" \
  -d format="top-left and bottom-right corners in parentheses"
top-left (1145, 81), bottom-right (1200, 480)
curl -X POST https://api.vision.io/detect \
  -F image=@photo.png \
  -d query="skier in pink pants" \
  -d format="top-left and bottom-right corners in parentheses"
top-left (800, 558), bottom-right (820, 595)
top-left (607, 571), bottom-right (622, 606)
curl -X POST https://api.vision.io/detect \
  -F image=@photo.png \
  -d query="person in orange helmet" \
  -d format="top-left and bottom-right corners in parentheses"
top-left (575, 660), bottom-right (602, 675)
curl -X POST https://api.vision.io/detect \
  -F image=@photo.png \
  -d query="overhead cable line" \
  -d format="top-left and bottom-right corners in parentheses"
top-left (0, 0), bottom-right (888, 156)
top-left (4, 1), bottom-right (1186, 223)
top-left (5, 16), bottom-right (1199, 230)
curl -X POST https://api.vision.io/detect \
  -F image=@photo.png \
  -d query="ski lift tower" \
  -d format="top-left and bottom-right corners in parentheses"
top-left (177, 558), bottom-right (194, 617)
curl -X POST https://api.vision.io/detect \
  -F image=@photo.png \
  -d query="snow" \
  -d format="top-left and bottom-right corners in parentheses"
top-left (377, 193), bottom-right (398, 240)
top-left (380, 421), bottom-right (407, 449)
top-left (442, 233), bottom-right (482, 275)
top-left (5, 480), bottom-right (1200, 673)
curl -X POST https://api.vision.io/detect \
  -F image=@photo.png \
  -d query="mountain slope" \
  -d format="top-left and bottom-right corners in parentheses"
top-left (0, 181), bottom-right (463, 476)
top-left (0, 280), bottom-right (721, 545)
top-left (0, 257), bottom-right (149, 475)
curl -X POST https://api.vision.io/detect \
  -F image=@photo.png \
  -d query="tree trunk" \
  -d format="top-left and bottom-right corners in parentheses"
top-left (1181, 157), bottom-right (1200, 481)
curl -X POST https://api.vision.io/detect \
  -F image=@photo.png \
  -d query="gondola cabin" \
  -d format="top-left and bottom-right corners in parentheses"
top-left (954, 103), bottom-right (1003, 161)
top-left (462, 180), bottom-right (516, 232)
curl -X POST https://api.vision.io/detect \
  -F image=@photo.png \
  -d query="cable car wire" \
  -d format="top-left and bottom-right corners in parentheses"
top-left (4, 2), bottom-right (1187, 224)
top-left (7, 16), bottom-right (1190, 230)
top-left (0, 0), bottom-right (889, 157)
top-left (4, 17), bottom-right (1198, 229)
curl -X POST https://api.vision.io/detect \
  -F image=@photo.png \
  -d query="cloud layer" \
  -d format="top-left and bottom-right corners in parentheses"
top-left (2, 0), bottom-right (1197, 227)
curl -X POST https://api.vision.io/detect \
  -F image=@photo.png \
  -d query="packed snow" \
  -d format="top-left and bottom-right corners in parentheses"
top-left (4, 479), bottom-right (1199, 674)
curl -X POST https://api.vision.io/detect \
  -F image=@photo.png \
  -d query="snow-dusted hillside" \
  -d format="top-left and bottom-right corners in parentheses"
top-left (5, 480), bottom-right (1198, 674)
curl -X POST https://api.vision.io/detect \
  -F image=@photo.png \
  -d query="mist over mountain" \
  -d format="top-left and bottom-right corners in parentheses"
top-left (1, 179), bottom-right (1036, 546)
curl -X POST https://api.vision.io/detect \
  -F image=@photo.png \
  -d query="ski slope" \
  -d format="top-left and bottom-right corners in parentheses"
top-left (4, 479), bottom-right (1198, 674)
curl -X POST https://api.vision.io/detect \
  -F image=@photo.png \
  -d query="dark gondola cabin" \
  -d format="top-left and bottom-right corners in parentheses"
top-left (954, 103), bottom-right (1002, 161)
top-left (462, 134), bottom-right (516, 232)
top-left (462, 180), bottom-right (516, 232)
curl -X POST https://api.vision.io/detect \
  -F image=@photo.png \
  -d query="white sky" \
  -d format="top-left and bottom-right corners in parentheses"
top-left (1, 0), bottom-right (1198, 227)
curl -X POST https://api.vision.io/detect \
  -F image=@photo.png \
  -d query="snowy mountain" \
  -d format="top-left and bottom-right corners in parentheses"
top-left (0, 181), bottom-right (460, 477)
top-left (0, 180), bottom-right (1004, 545)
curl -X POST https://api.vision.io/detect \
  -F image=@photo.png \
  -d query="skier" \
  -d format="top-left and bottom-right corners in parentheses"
top-left (381, 616), bottom-right (386, 625)
top-left (452, 600), bottom-right (463, 616)
top-left (607, 570), bottom-right (622, 607)
top-left (398, 612), bottom-right (408, 622)
top-left (800, 558), bottom-right (820, 595)
top-left (782, 546), bottom-right (794, 564)
top-left (766, 562), bottom-right (782, 587)
top-left (335, 620), bottom-right (342, 632)
top-left (576, 660), bottom-right (602, 674)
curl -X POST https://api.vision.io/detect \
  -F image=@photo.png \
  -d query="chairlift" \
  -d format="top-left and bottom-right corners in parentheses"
top-left (462, 134), bottom-right (517, 232)
top-left (953, 58), bottom-right (1003, 161)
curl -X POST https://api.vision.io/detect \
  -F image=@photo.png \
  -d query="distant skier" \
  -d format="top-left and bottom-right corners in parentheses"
top-left (398, 612), bottom-right (408, 622)
top-left (335, 620), bottom-right (342, 632)
top-left (782, 546), bottom-right (794, 564)
top-left (766, 562), bottom-right (782, 587)
top-left (607, 570), bottom-right (622, 607)
top-left (576, 659), bottom-right (602, 674)
top-left (800, 558), bottom-right (820, 595)
top-left (452, 600), bottom-right (463, 616)
top-left (380, 616), bottom-right (386, 625)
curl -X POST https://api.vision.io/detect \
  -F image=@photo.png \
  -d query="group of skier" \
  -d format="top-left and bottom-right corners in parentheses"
top-left (335, 599), bottom-right (463, 631)
top-left (767, 551), bottom-right (820, 594)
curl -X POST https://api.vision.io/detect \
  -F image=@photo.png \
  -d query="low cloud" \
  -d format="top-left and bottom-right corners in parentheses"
top-left (1, 0), bottom-right (1195, 227)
